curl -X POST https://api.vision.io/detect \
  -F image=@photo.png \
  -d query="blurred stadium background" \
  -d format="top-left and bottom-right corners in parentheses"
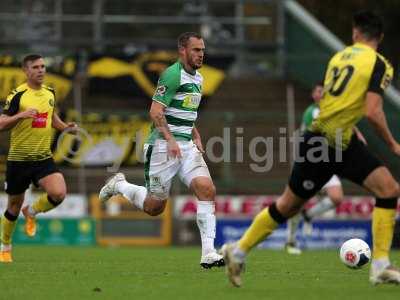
top-left (0, 0), bottom-right (399, 251)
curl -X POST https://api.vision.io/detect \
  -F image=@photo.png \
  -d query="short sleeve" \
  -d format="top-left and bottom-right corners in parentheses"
top-left (302, 105), bottom-right (314, 129)
top-left (152, 67), bottom-right (180, 107)
top-left (2, 90), bottom-right (24, 116)
top-left (368, 56), bottom-right (391, 95)
top-left (45, 86), bottom-right (57, 108)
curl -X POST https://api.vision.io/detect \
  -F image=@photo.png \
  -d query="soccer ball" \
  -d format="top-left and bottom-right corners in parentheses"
top-left (339, 238), bottom-right (371, 268)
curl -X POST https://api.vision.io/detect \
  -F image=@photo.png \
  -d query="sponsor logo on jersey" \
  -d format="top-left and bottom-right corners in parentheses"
top-left (182, 94), bottom-right (201, 109)
top-left (32, 112), bottom-right (48, 128)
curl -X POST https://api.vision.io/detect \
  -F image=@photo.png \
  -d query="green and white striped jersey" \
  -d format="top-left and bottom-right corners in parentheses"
top-left (146, 61), bottom-right (202, 144)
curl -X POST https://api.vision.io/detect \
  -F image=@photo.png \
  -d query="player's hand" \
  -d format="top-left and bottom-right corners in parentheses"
top-left (64, 122), bottom-right (79, 135)
top-left (193, 137), bottom-right (205, 153)
top-left (357, 133), bottom-right (368, 145)
top-left (167, 138), bottom-right (182, 159)
top-left (18, 108), bottom-right (38, 119)
top-left (389, 142), bottom-right (400, 156)
top-left (353, 127), bottom-right (367, 145)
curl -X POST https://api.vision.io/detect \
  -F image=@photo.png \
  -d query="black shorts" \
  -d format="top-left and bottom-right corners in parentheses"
top-left (288, 131), bottom-right (383, 200)
top-left (5, 158), bottom-right (59, 195)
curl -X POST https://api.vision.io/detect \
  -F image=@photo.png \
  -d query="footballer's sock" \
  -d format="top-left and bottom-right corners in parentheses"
top-left (238, 203), bottom-right (286, 254)
top-left (286, 213), bottom-right (301, 244)
top-left (115, 181), bottom-right (147, 210)
top-left (372, 198), bottom-right (397, 262)
top-left (305, 196), bottom-right (336, 219)
top-left (196, 201), bottom-right (216, 256)
top-left (30, 194), bottom-right (60, 215)
top-left (1, 210), bottom-right (18, 247)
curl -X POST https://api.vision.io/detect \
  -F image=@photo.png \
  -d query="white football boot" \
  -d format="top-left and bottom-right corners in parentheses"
top-left (200, 251), bottom-right (225, 269)
top-left (285, 242), bottom-right (302, 255)
top-left (370, 264), bottom-right (400, 285)
top-left (219, 243), bottom-right (245, 287)
top-left (99, 173), bottom-right (126, 202)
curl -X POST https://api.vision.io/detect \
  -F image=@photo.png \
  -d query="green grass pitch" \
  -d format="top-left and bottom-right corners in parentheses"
top-left (0, 246), bottom-right (399, 300)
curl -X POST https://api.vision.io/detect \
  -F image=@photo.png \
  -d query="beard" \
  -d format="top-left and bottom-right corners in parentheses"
top-left (189, 57), bottom-right (203, 70)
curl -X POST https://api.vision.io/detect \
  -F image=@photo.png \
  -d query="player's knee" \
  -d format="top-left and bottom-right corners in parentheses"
top-left (194, 180), bottom-right (216, 200)
top-left (146, 207), bottom-right (164, 216)
top-left (330, 196), bottom-right (343, 206)
top-left (144, 198), bottom-right (166, 216)
top-left (203, 183), bottom-right (216, 200)
top-left (377, 181), bottom-right (400, 198)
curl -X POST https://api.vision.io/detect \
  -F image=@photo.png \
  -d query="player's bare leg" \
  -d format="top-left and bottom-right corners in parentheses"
top-left (363, 166), bottom-right (400, 285)
top-left (22, 173), bottom-right (66, 237)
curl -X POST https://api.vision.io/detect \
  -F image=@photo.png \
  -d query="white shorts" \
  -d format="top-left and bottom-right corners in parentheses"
top-left (322, 175), bottom-right (341, 190)
top-left (143, 140), bottom-right (211, 200)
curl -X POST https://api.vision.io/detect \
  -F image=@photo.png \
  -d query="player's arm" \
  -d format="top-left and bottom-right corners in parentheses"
top-left (0, 109), bottom-right (37, 131)
top-left (149, 101), bottom-right (181, 158)
top-left (192, 126), bottom-right (205, 153)
top-left (0, 92), bottom-right (37, 131)
top-left (353, 126), bottom-right (367, 145)
top-left (149, 101), bottom-right (174, 142)
top-left (151, 68), bottom-right (182, 158)
top-left (52, 112), bottom-right (78, 134)
top-left (365, 56), bottom-right (400, 155)
top-left (365, 92), bottom-right (399, 153)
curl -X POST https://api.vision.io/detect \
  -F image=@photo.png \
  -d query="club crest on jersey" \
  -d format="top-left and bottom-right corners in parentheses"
top-left (381, 74), bottom-right (392, 89)
top-left (155, 85), bottom-right (167, 97)
top-left (3, 100), bottom-right (10, 110)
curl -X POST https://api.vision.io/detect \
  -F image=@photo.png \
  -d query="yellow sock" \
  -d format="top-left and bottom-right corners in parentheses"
top-left (372, 207), bottom-right (396, 260)
top-left (32, 194), bottom-right (56, 213)
top-left (238, 207), bottom-right (279, 253)
top-left (1, 213), bottom-right (17, 246)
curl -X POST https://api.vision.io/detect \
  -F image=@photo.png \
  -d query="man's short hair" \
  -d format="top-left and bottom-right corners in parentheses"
top-left (177, 32), bottom-right (202, 48)
top-left (353, 11), bottom-right (383, 40)
top-left (22, 54), bottom-right (43, 67)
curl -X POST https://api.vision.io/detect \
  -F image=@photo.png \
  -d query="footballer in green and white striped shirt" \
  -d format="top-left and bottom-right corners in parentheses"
top-left (99, 32), bottom-right (224, 269)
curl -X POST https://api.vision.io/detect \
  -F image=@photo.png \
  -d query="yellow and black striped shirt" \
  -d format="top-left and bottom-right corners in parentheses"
top-left (2, 83), bottom-right (56, 161)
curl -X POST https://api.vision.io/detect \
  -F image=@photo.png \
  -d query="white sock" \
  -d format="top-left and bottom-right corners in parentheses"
top-left (306, 197), bottom-right (336, 220)
top-left (286, 213), bottom-right (301, 244)
top-left (115, 181), bottom-right (147, 210)
top-left (196, 201), bottom-right (216, 256)
top-left (372, 258), bottom-right (390, 272)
